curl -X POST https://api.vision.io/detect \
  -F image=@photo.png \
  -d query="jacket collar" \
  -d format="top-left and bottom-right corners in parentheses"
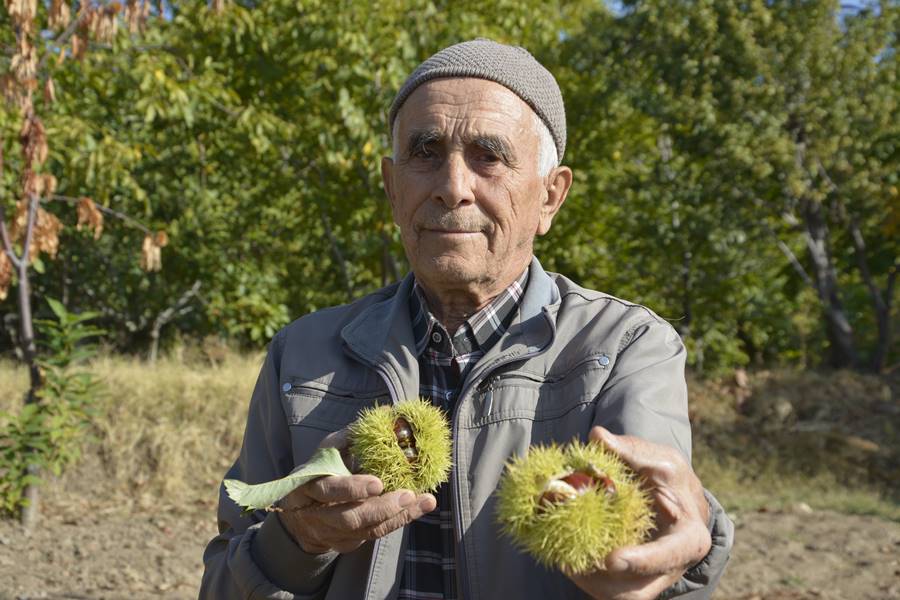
top-left (340, 256), bottom-right (559, 402)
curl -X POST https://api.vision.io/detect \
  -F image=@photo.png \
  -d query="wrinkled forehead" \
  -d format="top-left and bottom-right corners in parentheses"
top-left (394, 78), bottom-right (537, 144)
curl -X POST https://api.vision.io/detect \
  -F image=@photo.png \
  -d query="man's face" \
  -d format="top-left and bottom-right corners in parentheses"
top-left (382, 78), bottom-right (570, 295)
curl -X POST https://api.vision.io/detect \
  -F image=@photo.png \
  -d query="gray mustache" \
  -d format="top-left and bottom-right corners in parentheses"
top-left (418, 212), bottom-right (488, 232)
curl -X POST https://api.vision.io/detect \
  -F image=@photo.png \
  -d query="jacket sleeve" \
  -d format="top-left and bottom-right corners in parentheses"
top-left (592, 318), bottom-right (734, 599)
top-left (199, 331), bottom-right (340, 599)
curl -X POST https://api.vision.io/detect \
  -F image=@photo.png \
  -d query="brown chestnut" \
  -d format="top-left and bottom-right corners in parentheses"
top-left (537, 464), bottom-right (617, 508)
top-left (394, 417), bottom-right (418, 462)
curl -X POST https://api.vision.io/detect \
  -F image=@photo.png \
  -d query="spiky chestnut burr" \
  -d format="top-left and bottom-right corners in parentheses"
top-left (495, 440), bottom-right (654, 574)
top-left (347, 398), bottom-right (452, 494)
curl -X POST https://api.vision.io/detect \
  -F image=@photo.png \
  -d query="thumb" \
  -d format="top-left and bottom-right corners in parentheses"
top-left (589, 425), bottom-right (634, 459)
top-left (589, 426), bottom-right (659, 473)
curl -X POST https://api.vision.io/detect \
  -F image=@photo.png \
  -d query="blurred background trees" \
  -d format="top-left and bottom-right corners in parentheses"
top-left (1, 0), bottom-right (896, 375)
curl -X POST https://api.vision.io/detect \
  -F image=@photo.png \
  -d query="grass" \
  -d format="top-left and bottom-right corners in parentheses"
top-left (1, 354), bottom-right (897, 520)
top-left (1, 351), bottom-right (261, 515)
top-left (690, 370), bottom-right (900, 521)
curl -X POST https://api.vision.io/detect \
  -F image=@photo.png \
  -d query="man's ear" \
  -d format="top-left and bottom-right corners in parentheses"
top-left (381, 156), bottom-right (396, 212)
top-left (537, 165), bottom-right (573, 236)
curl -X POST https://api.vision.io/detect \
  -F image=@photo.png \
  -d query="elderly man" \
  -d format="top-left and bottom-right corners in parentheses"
top-left (201, 39), bottom-right (733, 600)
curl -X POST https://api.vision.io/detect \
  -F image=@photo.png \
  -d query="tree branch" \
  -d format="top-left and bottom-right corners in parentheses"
top-left (49, 194), bottom-right (152, 234)
top-left (37, 13), bottom-right (85, 74)
top-left (20, 195), bottom-right (39, 268)
top-left (777, 234), bottom-right (817, 289)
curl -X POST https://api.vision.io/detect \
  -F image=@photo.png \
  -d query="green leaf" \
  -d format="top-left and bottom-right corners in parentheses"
top-left (45, 297), bottom-right (67, 321)
top-left (223, 446), bottom-right (351, 511)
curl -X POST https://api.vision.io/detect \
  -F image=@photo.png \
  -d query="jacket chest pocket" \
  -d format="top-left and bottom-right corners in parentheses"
top-left (282, 382), bottom-right (390, 465)
top-left (467, 354), bottom-right (612, 445)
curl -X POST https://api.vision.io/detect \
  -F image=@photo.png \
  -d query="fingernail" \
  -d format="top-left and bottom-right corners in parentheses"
top-left (418, 496), bottom-right (435, 511)
top-left (366, 480), bottom-right (383, 496)
top-left (398, 491), bottom-right (416, 507)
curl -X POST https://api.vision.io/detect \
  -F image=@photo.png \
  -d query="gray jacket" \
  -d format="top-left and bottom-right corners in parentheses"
top-left (200, 258), bottom-right (734, 600)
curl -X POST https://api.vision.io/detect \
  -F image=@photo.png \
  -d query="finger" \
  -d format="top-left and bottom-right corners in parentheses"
top-left (314, 489), bottom-right (421, 533)
top-left (590, 426), bottom-right (681, 478)
top-left (305, 474), bottom-right (383, 504)
top-left (605, 517), bottom-right (710, 577)
top-left (357, 493), bottom-right (437, 540)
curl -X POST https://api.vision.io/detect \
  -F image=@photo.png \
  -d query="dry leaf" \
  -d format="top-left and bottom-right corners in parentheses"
top-left (125, 0), bottom-right (142, 34)
top-left (9, 199), bottom-right (29, 243)
top-left (71, 34), bottom-right (86, 61)
top-left (23, 170), bottom-right (43, 196)
top-left (43, 77), bottom-right (56, 105)
top-left (42, 173), bottom-right (57, 196)
top-left (7, 0), bottom-right (37, 21)
top-left (20, 116), bottom-right (48, 167)
top-left (76, 197), bottom-right (104, 240)
top-left (140, 233), bottom-right (162, 272)
top-left (48, 0), bottom-right (71, 30)
top-left (33, 207), bottom-right (63, 260)
top-left (154, 230), bottom-right (168, 247)
top-left (9, 198), bottom-right (63, 261)
top-left (0, 251), bottom-right (12, 301)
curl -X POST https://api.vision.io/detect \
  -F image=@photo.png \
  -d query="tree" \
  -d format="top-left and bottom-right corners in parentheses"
top-left (12, 0), bottom-right (594, 350)
top-left (554, 0), bottom-right (897, 372)
top-left (0, 0), bottom-right (177, 526)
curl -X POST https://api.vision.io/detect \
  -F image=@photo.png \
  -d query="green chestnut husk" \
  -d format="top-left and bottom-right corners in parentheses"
top-left (348, 398), bottom-right (452, 494)
top-left (495, 440), bottom-right (654, 574)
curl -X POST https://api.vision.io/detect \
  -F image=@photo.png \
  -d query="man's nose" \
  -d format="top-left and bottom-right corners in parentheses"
top-left (433, 153), bottom-right (475, 208)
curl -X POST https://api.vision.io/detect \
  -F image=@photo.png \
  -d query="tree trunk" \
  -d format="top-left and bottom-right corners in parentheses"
top-left (149, 324), bottom-right (160, 364)
top-left (16, 242), bottom-right (41, 530)
top-left (869, 269), bottom-right (895, 373)
top-left (846, 213), bottom-right (895, 372)
top-left (802, 199), bottom-right (858, 368)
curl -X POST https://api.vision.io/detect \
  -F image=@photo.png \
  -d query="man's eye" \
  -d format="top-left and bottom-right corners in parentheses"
top-left (412, 147), bottom-right (435, 159)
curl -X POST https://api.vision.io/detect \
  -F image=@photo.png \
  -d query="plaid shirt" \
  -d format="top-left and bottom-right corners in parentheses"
top-left (397, 269), bottom-right (529, 600)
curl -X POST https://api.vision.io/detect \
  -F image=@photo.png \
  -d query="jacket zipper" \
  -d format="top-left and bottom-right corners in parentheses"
top-left (343, 344), bottom-right (400, 600)
top-left (450, 308), bottom-right (557, 600)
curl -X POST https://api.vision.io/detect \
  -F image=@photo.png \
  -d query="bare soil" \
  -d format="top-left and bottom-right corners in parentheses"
top-left (1, 506), bottom-right (897, 600)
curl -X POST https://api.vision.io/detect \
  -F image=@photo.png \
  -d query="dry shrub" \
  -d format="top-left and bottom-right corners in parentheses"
top-left (0, 352), bottom-right (261, 515)
top-left (2, 359), bottom-right (897, 518)
top-left (83, 353), bottom-right (261, 512)
top-left (691, 369), bottom-right (899, 518)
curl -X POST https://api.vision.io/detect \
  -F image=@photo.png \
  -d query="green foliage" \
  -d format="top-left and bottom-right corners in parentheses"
top-left (546, 0), bottom-right (898, 373)
top-left (0, 0), bottom-right (894, 374)
top-left (0, 299), bottom-right (103, 516)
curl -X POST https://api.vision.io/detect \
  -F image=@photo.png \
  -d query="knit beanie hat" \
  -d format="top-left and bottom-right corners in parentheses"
top-left (389, 39), bottom-right (566, 161)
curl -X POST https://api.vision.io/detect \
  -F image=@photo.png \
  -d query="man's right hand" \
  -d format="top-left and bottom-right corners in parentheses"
top-left (276, 438), bottom-right (437, 555)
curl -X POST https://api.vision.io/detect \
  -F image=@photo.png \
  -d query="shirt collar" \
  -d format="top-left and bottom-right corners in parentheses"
top-left (409, 268), bottom-right (529, 357)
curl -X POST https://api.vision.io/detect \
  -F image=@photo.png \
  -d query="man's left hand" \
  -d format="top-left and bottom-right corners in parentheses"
top-left (567, 426), bottom-right (712, 600)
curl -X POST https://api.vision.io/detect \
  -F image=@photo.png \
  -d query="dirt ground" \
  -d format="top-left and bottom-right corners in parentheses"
top-left (1, 505), bottom-right (898, 600)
